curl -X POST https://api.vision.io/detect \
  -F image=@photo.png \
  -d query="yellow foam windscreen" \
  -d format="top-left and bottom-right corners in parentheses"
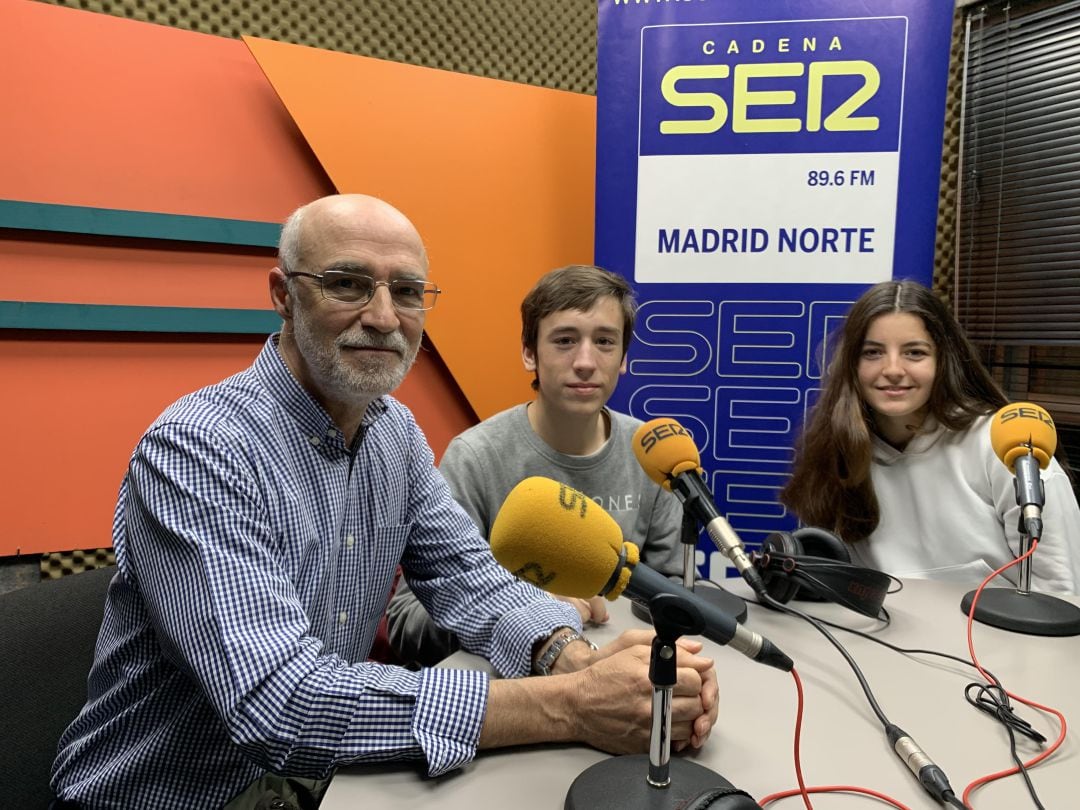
top-left (490, 476), bottom-right (625, 598)
top-left (631, 417), bottom-right (704, 489)
top-left (989, 403), bottom-right (1057, 469)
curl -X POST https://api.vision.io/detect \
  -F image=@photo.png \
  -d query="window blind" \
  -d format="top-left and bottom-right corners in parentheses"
top-left (956, 0), bottom-right (1080, 345)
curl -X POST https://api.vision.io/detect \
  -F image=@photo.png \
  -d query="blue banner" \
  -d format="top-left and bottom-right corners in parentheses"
top-left (596, 0), bottom-right (954, 578)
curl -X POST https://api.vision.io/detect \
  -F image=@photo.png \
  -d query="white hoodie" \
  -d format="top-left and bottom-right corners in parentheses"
top-left (846, 415), bottom-right (1080, 594)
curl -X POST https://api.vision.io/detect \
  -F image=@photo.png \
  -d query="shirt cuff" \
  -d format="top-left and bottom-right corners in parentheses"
top-left (486, 598), bottom-right (583, 678)
top-left (413, 667), bottom-right (491, 777)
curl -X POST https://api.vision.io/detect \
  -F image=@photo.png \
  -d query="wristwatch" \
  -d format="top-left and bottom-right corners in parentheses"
top-left (533, 628), bottom-right (598, 676)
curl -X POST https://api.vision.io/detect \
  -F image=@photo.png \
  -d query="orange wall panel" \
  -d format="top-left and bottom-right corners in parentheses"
top-left (0, 4), bottom-right (481, 555)
top-left (2, 336), bottom-right (265, 554)
top-left (1, 234), bottom-right (274, 309)
top-left (244, 38), bottom-right (597, 420)
top-left (1, 335), bottom-right (471, 556)
top-left (0, 1), bottom-right (329, 221)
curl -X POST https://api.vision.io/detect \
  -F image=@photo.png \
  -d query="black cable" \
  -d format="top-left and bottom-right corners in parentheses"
top-left (807, 609), bottom-right (1047, 745)
top-left (965, 683), bottom-right (1046, 809)
top-left (965, 683), bottom-right (1046, 745)
top-left (796, 606), bottom-right (1048, 808)
top-left (755, 592), bottom-right (892, 725)
top-left (1004, 712), bottom-right (1046, 810)
top-left (752, 592), bottom-right (965, 804)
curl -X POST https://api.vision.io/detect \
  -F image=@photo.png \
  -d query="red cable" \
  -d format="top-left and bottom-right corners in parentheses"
top-left (961, 540), bottom-right (1068, 807)
top-left (789, 667), bottom-right (812, 809)
top-left (757, 668), bottom-right (912, 810)
top-left (761, 542), bottom-right (1068, 809)
top-left (759, 786), bottom-right (913, 809)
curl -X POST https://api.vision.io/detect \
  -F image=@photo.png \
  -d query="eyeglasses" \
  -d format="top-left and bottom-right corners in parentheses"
top-left (285, 270), bottom-right (441, 311)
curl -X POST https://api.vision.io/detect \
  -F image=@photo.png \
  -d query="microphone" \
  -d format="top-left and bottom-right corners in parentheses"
top-left (631, 418), bottom-right (766, 597)
top-left (489, 476), bottom-right (792, 672)
top-left (989, 402), bottom-right (1057, 539)
top-left (960, 403), bottom-right (1080, 635)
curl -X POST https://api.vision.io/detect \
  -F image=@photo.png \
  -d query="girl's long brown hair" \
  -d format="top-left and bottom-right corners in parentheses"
top-left (780, 280), bottom-right (1008, 541)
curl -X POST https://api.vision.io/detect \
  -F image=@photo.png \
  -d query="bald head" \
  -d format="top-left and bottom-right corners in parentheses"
top-left (269, 194), bottom-right (431, 441)
top-left (278, 194), bottom-right (428, 275)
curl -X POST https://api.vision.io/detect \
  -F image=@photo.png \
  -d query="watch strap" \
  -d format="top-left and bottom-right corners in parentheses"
top-left (534, 628), bottom-right (597, 676)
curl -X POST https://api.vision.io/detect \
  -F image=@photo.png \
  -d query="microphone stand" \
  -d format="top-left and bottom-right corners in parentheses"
top-left (631, 507), bottom-right (748, 627)
top-left (961, 457), bottom-right (1080, 636)
top-left (565, 594), bottom-right (754, 810)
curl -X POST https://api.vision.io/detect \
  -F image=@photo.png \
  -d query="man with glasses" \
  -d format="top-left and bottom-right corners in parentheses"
top-left (51, 194), bottom-right (718, 810)
top-left (387, 265), bottom-right (684, 668)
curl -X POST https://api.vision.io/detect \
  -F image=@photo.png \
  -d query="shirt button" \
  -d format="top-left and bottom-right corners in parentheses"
top-left (338, 611), bottom-right (348, 625)
top-left (308, 435), bottom-right (320, 446)
top-left (345, 534), bottom-right (355, 548)
top-left (326, 427), bottom-right (336, 438)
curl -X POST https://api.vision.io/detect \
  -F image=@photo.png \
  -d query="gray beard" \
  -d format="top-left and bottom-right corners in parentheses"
top-left (292, 306), bottom-right (419, 402)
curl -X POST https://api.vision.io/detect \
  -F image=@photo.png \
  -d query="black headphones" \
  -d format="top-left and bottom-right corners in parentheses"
top-left (751, 527), bottom-right (893, 619)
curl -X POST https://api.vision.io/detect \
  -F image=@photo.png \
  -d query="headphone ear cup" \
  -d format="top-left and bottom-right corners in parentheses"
top-left (783, 526), bottom-right (850, 602)
top-left (758, 531), bottom-right (803, 604)
top-left (760, 527), bottom-right (890, 619)
top-left (791, 526), bottom-right (850, 563)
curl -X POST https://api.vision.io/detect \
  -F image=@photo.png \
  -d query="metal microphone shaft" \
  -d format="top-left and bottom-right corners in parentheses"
top-left (668, 473), bottom-right (767, 597)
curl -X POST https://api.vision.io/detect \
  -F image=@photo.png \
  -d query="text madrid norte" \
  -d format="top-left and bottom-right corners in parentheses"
top-left (658, 226), bottom-right (875, 255)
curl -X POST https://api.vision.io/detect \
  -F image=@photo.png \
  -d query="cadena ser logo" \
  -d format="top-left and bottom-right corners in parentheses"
top-left (999, 406), bottom-right (1054, 427)
top-left (640, 16), bottom-right (907, 156)
top-left (637, 420), bottom-right (690, 454)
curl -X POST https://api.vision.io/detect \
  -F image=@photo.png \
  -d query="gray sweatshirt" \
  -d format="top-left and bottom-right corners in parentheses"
top-left (386, 404), bottom-right (685, 666)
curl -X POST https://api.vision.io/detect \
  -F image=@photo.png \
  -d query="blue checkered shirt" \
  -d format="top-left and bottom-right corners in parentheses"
top-left (51, 336), bottom-right (580, 809)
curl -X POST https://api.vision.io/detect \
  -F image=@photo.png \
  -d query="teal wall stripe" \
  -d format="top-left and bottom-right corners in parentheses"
top-left (0, 301), bottom-right (280, 334)
top-left (0, 199), bottom-right (280, 247)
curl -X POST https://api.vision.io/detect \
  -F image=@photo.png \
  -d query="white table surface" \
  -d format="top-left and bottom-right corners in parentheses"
top-left (323, 578), bottom-right (1080, 809)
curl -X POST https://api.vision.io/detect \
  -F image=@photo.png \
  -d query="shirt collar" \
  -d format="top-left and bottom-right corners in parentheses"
top-left (253, 334), bottom-right (388, 442)
top-left (871, 414), bottom-right (947, 462)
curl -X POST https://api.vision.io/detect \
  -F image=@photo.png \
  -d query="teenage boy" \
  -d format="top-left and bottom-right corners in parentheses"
top-left (387, 265), bottom-right (683, 667)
